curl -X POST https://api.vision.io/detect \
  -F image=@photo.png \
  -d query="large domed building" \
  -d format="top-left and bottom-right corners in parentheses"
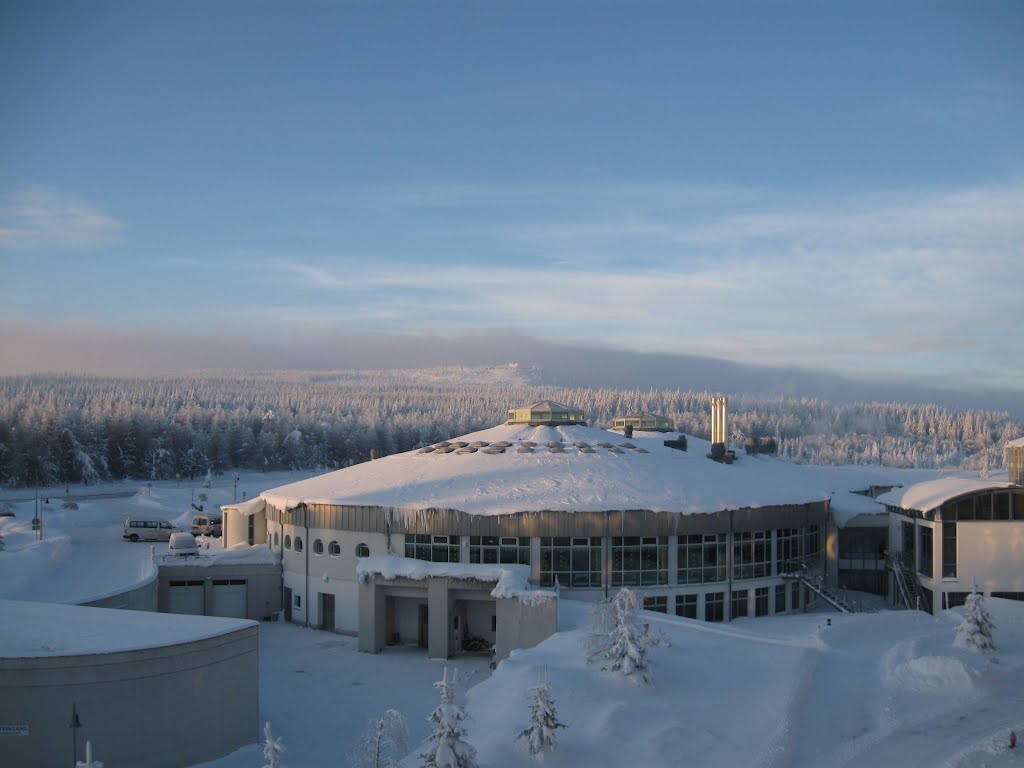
top-left (223, 401), bottom-right (834, 654)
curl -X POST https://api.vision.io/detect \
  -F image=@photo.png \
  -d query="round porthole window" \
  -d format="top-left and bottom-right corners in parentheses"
top-left (295, 536), bottom-right (304, 553)
top-left (355, 543), bottom-right (369, 557)
top-left (328, 541), bottom-right (341, 557)
top-left (313, 539), bottom-right (324, 555)
top-left (284, 535), bottom-right (292, 550)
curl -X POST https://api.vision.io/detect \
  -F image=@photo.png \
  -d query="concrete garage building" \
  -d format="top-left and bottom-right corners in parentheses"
top-left (0, 599), bottom-right (258, 768)
top-left (156, 545), bottom-right (282, 621)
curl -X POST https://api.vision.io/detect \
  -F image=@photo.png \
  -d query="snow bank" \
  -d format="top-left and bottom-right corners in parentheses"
top-left (356, 554), bottom-right (555, 603)
top-left (887, 655), bottom-right (978, 695)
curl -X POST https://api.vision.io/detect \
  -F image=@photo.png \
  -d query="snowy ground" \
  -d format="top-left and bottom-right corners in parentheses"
top-left (0, 471), bottom-right (307, 604)
top-left (3, 473), bottom-right (1023, 768)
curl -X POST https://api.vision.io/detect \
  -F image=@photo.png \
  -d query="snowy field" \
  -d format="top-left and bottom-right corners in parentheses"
top-left (2, 473), bottom-right (1023, 768)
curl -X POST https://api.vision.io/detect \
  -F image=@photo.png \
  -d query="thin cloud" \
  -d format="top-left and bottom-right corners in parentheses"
top-left (0, 186), bottom-right (124, 249)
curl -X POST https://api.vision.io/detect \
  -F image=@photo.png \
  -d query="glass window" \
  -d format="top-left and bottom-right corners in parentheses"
top-left (791, 581), bottom-right (800, 609)
top-left (355, 542), bottom-right (369, 557)
top-left (976, 494), bottom-right (993, 520)
top-left (994, 493), bottom-right (1010, 520)
top-left (918, 526), bottom-right (933, 578)
top-left (469, 536), bottom-right (530, 565)
top-left (731, 589), bottom-right (749, 618)
top-left (273, 531), bottom-right (279, 547)
top-left (313, 539), bottom-right (324, 555)
top-left (643, 596), bottom-right (667, 613)
top-left (776, 528), bottom-right (803, 572)
top-left (295, 536), bottom-right (303, 553)
top-left (405, 533), bottom-right (460, 562)
top-left (676, 594), bottom-right (697, 619)
top-left (942, 522), bottom-right (956, 578)
top-left (540, 537), bottom-right (602, 588)
top-left (678, 534), bottom-right (727, 584)
top-left (284, 535), bottom-right (292, 550)
top-left (733, 531), bottom-right (770, 580)
top-left (612, 536), bottom-right (668, 586)
top-left (328, 541), bottom-right (341, 557)
top-left (755, 587), bottom-right (769, 617)
top-left (705, 592), bottom-right (724, 622)
top-left (775, 583), bottom-right (787, 613)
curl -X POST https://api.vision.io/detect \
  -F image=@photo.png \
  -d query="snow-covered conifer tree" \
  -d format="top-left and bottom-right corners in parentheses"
top-left (420, 667), bottom-right (477, 768)
top-left (262, 721), bottom-right (285, 768)
top-left (352, 709), bottom-right (408, 768)
top-left (587, 588), bottom-right (657, 684)
top-left (516, 678), bottom-right (566, 758)
top-left (954, 586), bottom-right (996, 653)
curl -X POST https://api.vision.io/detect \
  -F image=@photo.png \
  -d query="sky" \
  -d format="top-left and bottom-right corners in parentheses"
top-left (1, 1), bottom-right (1022, 396)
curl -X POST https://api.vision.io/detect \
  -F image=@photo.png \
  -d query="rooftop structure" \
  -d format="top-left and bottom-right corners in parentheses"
top-left (506, 400), bottom-right (586, 426)
top-left (613, 412), bottom-right (674, 433)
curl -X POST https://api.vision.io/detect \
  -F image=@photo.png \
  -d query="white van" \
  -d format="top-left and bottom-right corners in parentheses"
top-left (191, 513), bottom-right (222, 537)
top-left (123, 517), bottom-right (176, 542)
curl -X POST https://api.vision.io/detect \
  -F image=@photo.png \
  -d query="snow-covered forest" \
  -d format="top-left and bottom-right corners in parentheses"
top-left (0, 367), bottom-right (1019, 488)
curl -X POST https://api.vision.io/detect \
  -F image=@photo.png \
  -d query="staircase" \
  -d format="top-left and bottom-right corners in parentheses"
top-left (798, 576), bottom-right (856, 613)
top-left (889, 553), bottom-right (925, 611)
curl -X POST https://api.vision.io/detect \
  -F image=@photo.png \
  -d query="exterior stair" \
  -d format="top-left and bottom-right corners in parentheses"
top-left (798, 576), bottom-right (856, 613)
top-left (889, 553), bottom-right (925, 611)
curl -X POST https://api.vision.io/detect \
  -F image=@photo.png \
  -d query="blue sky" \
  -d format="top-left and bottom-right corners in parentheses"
top-left (1, 1), bottom-right (1022, 393)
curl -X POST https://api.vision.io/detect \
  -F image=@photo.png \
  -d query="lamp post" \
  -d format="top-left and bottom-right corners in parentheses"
top-left (233, 473), bottom-right (239, 503)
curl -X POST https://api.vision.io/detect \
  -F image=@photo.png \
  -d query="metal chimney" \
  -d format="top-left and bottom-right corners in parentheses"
top-left (711, 396), bottom-right (728, 446)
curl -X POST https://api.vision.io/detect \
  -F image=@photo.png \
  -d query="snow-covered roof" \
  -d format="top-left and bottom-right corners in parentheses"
top-left (156, 541), bottom-right (278, 567)
top-left (1008, 437), bottom-right (1024, 448)
top-left (0, 599), bottom-right (256, 658)
top-left (877, 478), bottom-right (1016, 513)
top-left (827, 490), bottom-right (886, 528)
top-left (221, 496), bottom-right (267, 517)
top-left (261, 423), bottom-right (834, 516)
top-left (356, 554), bottom-right (554, 602)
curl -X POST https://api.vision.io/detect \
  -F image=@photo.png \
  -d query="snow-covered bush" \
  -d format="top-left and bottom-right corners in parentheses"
top-left (587, 588), bottom-right (664, 684)
top-left (62, 500), bottom-right (78, 510)
top-left (352, 709), bottom-right (407, 768)
top-left (954, 587), bottom-right (996, 653)
top-left (262, 721), bottom-right (285, 768)
top-left (420, 667), bottom-right (477, 768)
top-left (517, 679), bottom-right (566, 758)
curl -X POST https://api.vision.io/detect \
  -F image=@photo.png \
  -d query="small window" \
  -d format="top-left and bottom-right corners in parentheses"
top-left (273, 531), bottom-right (279, 547)
top-left (356, 543), bottom-right (370, 557)
top-left (328, 541), bottom-right (341, 557)
top-left (284, 535), bottom-right (292, 550)
top-left (295, 536), bottom-right (303, 553)
top-left (313, 539), bottom-right (324, 555)
top-left (294, 594), bottom-right (301, 608)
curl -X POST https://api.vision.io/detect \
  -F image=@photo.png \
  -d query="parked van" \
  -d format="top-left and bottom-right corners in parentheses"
top-left (191, 513), bottom-right (222, 537)
top-left (123, 517), bottom-right (176, 542)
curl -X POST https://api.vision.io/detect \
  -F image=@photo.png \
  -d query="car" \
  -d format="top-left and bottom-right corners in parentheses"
top-left (123, 517), bottom-right (176, 542)
top-left (168, 531), bottom-right (199, 556)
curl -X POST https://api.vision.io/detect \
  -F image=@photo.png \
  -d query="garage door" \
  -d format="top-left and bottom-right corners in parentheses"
top-left (212, 579), bottom-right (247, 618)
top-left (169, 580), bottom-right (204, 615)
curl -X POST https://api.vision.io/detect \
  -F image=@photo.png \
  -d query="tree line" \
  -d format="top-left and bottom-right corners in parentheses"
top-left (0, 370), bottom-right (1019, 488)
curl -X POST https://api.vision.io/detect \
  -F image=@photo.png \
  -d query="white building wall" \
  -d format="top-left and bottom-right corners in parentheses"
top-left (278, 523), bottom-right (388, 632)
top-left (919, 520), bottom-right (1024, 610)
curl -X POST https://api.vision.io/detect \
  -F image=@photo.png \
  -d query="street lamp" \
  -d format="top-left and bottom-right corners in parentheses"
top-left (233, 473), bottom-right (240, 503)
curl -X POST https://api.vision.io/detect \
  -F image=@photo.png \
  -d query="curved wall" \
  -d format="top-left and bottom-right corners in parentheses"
top-left (0, 626), bottom-right (258, 768)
